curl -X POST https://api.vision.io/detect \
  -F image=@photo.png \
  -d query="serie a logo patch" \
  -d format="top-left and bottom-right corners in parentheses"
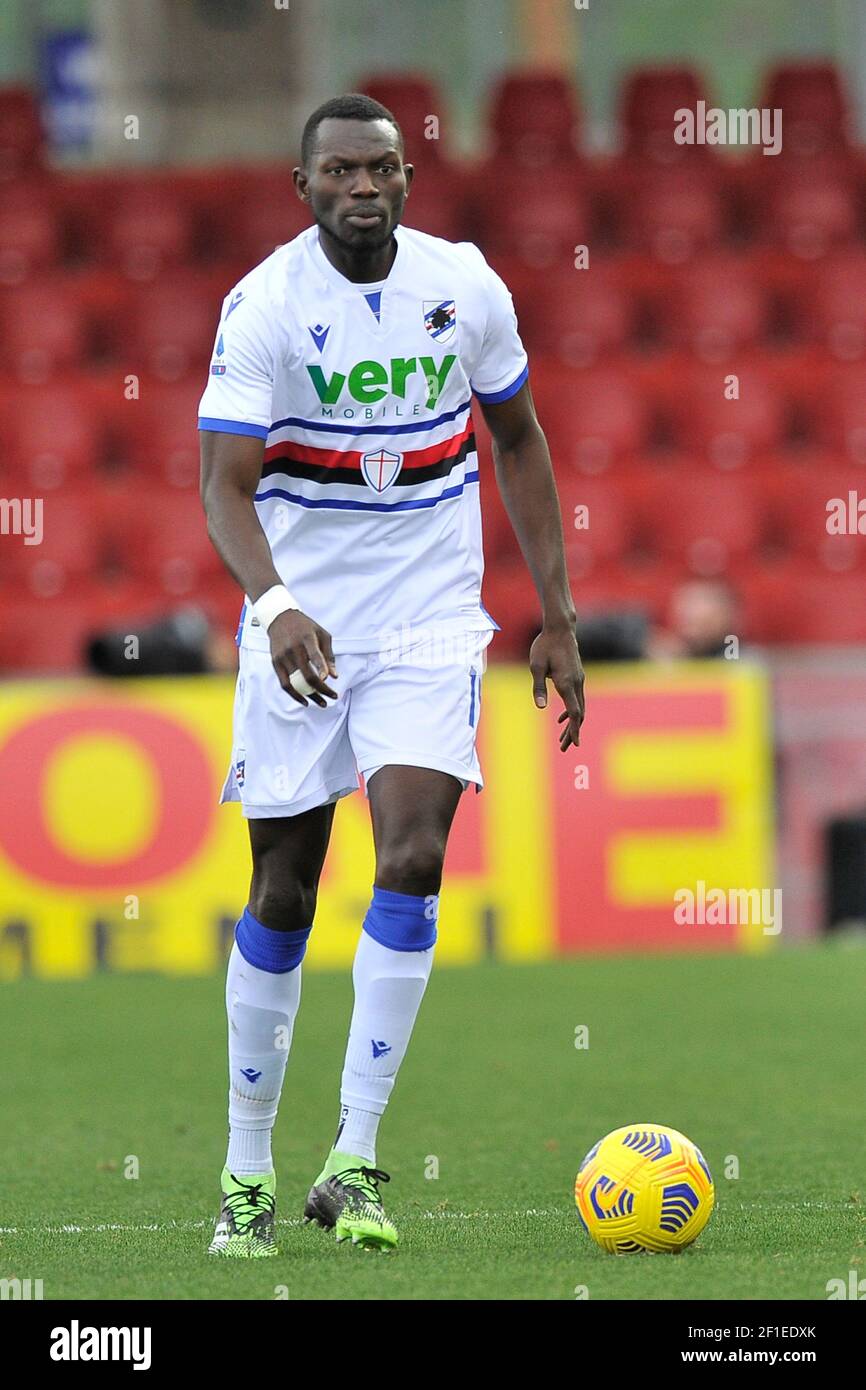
top-left (211, 331), bottom-right (227, 374)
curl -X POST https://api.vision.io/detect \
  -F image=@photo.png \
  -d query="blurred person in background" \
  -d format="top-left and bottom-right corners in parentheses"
top-left (646, 578), bottom-right (742, 660)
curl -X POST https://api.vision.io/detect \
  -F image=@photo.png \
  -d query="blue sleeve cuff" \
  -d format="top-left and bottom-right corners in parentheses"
top-left (471, 363), bottom-right (529, 405)
top-left (198, 418), bottom-right (269, 439)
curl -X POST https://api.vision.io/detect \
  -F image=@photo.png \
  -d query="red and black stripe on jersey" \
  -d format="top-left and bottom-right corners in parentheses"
top-left (261, 418), bottom-right (476, 489)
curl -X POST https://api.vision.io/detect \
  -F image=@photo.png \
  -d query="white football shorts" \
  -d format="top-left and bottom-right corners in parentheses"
top-left (220, 629), bottom-right (495, 818)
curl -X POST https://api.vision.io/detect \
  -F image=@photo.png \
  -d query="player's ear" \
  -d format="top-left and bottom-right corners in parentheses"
top-left (292, 166), bottom-right (310, 203)
top-left (403, 163), bottom-right (414, 195)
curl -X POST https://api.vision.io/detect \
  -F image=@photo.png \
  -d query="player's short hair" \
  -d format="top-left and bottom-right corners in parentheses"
top-left (301, 93), bottom-right (403, 167)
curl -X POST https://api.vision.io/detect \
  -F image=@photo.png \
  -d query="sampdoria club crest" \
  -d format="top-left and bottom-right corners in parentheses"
top-left (423, 300), bottom-right (457, 344)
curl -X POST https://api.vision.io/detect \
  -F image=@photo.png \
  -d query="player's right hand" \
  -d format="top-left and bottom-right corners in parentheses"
top-left (269, 611), bottom-right (339, 707)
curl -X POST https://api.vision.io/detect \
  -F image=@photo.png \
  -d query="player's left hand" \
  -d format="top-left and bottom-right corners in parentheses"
top-left (529, 626), bottom-right (586, 751)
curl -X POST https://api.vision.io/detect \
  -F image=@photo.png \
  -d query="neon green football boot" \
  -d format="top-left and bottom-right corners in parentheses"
top-left (208, 1168), bottom-right (278, 1257)
top-left (304, 1151), bottom-right (398, 1251)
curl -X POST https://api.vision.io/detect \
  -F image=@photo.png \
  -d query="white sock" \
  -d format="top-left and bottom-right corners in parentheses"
top-left (337, 930), bottom-right (434, 1163)
top-left (225, 942), bottom-right (301, 1175)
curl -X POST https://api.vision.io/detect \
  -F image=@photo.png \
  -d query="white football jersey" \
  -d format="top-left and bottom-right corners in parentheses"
top-left (198, 223), bottom-right (528, 654)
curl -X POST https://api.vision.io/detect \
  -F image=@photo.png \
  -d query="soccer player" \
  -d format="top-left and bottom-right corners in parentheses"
top-left (199, 94), bottom-right (584, 1255)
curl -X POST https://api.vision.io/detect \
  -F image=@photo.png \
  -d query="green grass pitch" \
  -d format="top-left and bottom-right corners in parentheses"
top-left (1, 945), bottom-right (863, 1300)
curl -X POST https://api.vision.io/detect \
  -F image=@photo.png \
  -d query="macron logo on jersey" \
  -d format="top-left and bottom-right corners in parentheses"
top-left (306, 354), bottom-right (456, 411)
top-left (308, 322), bottom-right (330, 353)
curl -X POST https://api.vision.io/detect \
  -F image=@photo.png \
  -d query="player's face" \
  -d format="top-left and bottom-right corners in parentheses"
top-left (295, 118), bottom-right (412, 252)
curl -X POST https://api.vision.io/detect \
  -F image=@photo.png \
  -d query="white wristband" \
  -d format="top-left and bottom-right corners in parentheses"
top-left (252, 584), bottom-right (300, 632)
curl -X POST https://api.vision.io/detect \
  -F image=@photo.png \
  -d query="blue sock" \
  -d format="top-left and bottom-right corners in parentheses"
top-left (235, 905), bottom-right (311, 973)
top-left (362, 885), bottom-right (438, 951)
top-left (335, 888), bottom-right (438, 1162)
top-left (224, 910), bottom-right (309, 1176)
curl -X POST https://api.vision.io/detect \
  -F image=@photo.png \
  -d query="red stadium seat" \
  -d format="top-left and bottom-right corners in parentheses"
top-left (54, 171), bottom-right (126, 265)
top-left (811, 363), bottom-right (866, 465)
top-left (767, 467), bottom-right (866, 573)
top-left (154, 166), bottom-right (231, 262)
top-left (126, 272), bottom-right (221, 381)
top-left (187, 573), bottom-right (246, 642)
top-left (635, 473), bottom-right (766, 574)
top-left (666, 361), bottom-right (786, 468)
top-left (747, 247), bottom-right (820, 340)
top-left (472, 162), bottom-right (591, 267)
top-left (555, 473), bottom-right (636, 576)
top-left (620, 67), bottom-right (708, 163)
top-left (786, 571), bottom-right (866, 641)
top-left (488, 71), bottom-right (580, 163)
top-left (0, 182), bottom-right (61, 284)
top-left (661, 256), bottom-right (769, 361)
top-left (100, 180), bottom-right (197, 279)
top-left (218, 170), bottom-right (312, 268)
top-left (764, 346), bottom-right (831, 447)
top-left (59, 265), bottom-right (134, 362)
top-left (400, 163), bottom-right (469, 241)
top-left (739, 556), bottom-right (866, 642)
top-left (89, 576), bottom-right (194, 629)
top-left (0, 87), bottom-right (44, 181)
top-left (109, 487), bottom-right (220, 595)
top-left (0, 584), bottom-right (104, 673)
top-left (0, 279), bottom-right (90, 382)
top-left (804, 253), bottom-right (866, 360)
top-left (358, 74), bottom-right (446, 164)
top-left (530, 361), bottom-right (652, 473)
top-left (760, 170), bottom-right (860, 259)
top-left (733, 562), bottom-right (795, 644)
top-left (4, 379), bottom-right (108, 489)
top-left (618, 165), bottom-right (728, 262)
top-left (515, 262), bottom-right (634, 365)
top-left (0, 575), bottom-right (195, 674)
top-left (477, 405), bottom-right (639, 579)
top-left (118, 378), bottom-right (202, 489)
top-left (62, 168), bottom-right (227, 271)
top-left (0, 487), bottom-right (109, 595)
top-left (761, 63), bottom-right (851, 156)
top-left (572, 562), bottom-right (684, 626)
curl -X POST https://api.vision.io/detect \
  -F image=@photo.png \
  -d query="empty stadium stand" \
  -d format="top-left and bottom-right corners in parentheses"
top-left (2, 63), bottom-right (866, 671)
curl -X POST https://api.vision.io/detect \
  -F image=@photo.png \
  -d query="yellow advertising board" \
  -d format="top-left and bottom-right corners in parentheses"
top-left (0, 662), bottom-right (774, 979)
